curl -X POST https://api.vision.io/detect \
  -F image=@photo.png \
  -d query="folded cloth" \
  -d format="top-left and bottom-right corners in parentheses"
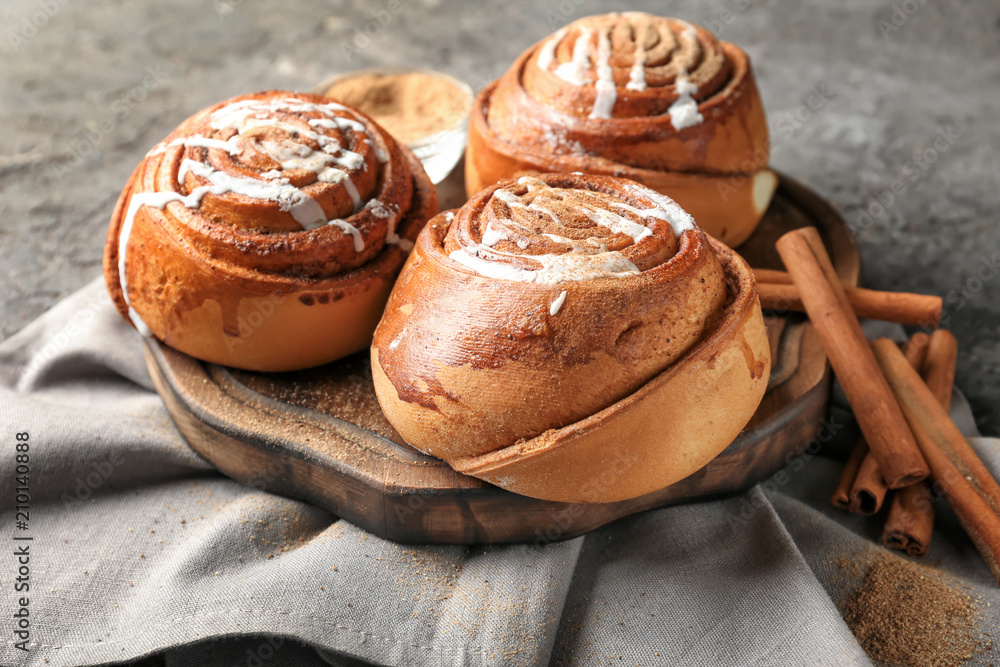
top-left (1, 278), bottom-right (997, 667)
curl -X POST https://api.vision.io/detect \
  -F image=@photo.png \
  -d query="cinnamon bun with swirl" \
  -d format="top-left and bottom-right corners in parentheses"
top-left (372, 173), bottom-right (770, 502)
top-left (104, 91), bottom-right (438, 371)
top-left (466, 12), bottom-right (775, 246)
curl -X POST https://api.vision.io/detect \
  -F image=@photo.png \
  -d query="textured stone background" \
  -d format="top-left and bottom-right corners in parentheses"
top-left (2, 0), bottom-right (998, 433)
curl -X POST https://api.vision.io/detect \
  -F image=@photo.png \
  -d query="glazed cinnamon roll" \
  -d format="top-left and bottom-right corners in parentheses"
top-left (372, 173), bottom-right (770, 503)
top-left (104, 91), bottom-right (437, 371)
top-left (466, 12), bottom-right (775, 246)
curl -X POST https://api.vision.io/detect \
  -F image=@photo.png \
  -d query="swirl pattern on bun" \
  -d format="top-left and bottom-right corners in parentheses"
top-left (372, 173), bottom-right (770, 503)
top-left (104, 91), bottom-right (437, 371)
top-left (467, 12), bottom-right (776, 246)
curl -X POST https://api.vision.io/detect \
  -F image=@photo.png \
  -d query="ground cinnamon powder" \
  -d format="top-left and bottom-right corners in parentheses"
top-left (323, 71), bottom-right (469, 144)
top-left (838, 552), bottom-right (989, 666)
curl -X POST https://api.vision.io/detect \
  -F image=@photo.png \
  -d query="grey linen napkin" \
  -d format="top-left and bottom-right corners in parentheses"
top-left (1, 278), bottom-right (997, 667)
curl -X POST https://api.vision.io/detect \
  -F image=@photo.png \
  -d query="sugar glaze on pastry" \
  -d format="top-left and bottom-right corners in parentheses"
top-left (466, 12), bottom-right (776, 246)
top-left (117, 98), bottom-right (405, 335)
top-left (104, 91), bottom-right (438, 371)
top-left (448, 176), bottom-right (695, 289)
top-left (371, 172), bottom-right (771, 502)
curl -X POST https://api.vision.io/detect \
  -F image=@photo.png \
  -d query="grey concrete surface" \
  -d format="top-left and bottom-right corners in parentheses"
top-left (2, 0), bottom-right (998, 432)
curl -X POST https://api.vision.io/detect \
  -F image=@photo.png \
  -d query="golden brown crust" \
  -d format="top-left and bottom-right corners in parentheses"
top-left (371, 173), bottom-right (769, 502)
top-left (465, 13), bottom-right (775, 246)
top-left (450, 240), bottom-right (769, 502)
top-left (103, 91), bottom-right (438, 371)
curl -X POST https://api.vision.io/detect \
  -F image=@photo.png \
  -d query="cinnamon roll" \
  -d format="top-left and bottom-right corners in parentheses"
top-left (466, 12), bottom-right (775, 246)
top-left (371, 173), bottom-right (770, 503)
top-left (104, 91), bottom-right (438, 371)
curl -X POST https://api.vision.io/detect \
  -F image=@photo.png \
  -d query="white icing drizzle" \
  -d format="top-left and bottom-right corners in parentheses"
top-left (667, 72), bottom-right (704, 131)
top-left (449, 178), bottom-right (697, 285)
top-left (491, 188), bottom-right (523, 209)
top-left (388, 326), bottom-right (407, 351)
top-left (179, 158), bottom-right (328, 228)
top-left (145, 136), bottom-right (186, 157)
top-left (549, 290), bottom-right (568, 316)
top-left (362, 138), bottom-right (389, 163)
top-left (386, 229), bottom-right (412, 251)
top-left (365, 199), bottom-right (392, 218)
top-left (450, 246), bottom-right (639, 285)
top-left (183, 135), bottom-right (242, 154)
top-left (542, 232), bottom-right (607, 254)
top-left (528, 202), bottom-right (560, 224)
top-left (369, 200), bottom-right (412, 251)
top-left (623, 183), bottom-right (696, 235)
top-left (342, 177), bottom-right (362, 211)
top-left (117, 192), bottom-right (185, 335)
top-left (481, 222), bottom-right (508, 248)
top-left (554, 27), bottom-right (593, 85)
top-left (208, 98), bottom-right (358, 131)
top-left (307, 116), bottom-right (367, 135)
top-left (327, 219), bottom-right (364, 252)
top-left (118, 97), bottom-right (384, 335)
top-left (589, 29), bottom-right (616, 119)
top-left (536, 28), bottom-right (566, 71)
top-left (585, 207), bottom-right (652, 244)
top-left (626, 42), bottom-right (647, 92)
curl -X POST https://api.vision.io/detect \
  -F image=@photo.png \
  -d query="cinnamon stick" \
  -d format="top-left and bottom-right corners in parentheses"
top-left (884, 483), bottom-right (935, 557)
top-left (903, 332), bottom-right (932, 375)
top-left (753, 268), bottom-right (795, 284)
top-left (882, 333), bottom-right (937, 557)
top-left (756, 281), bottom-right (942, 327)
top-left (850, 449), bottom-right (889, 515)
top-left (775, 228), bottom-right (929, 489)
top-left (871, 337), bottom-right (1000, 584)
top-left (832, 438), bottom-right (869, 510)
top-left (924, 329), bottom-right (958, 410)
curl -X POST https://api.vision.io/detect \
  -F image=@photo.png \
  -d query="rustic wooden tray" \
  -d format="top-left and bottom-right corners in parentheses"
top-left (144, 172), bottom-right (859, 544)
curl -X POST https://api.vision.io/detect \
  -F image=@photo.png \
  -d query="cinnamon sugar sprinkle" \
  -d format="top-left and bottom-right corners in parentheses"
top-left (837, 552), bottom-right (991, 666)
top-left (323, 71), bottom-right (469, 144)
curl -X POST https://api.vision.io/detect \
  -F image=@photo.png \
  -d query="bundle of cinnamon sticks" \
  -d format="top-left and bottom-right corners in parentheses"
top-left (772, 228), bottom-right (1000, 584)
top-left (830, 332), bottom-right (952, 557)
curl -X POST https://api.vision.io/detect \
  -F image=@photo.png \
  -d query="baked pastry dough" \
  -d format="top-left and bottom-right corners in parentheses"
top-left (372, 173), bottom-right (770, 502)
top-left (466, 12), bottom-right (775, 246)
top-left (104, 91), bottom-right (437, 371)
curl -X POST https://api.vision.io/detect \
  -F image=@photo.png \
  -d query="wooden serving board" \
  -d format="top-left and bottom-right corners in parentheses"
top-left (144, 172), bottom-right (859, 544)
